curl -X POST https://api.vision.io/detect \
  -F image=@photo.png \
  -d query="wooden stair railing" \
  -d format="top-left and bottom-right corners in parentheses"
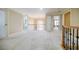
top-left (62, 26), bottom-right (79, 50)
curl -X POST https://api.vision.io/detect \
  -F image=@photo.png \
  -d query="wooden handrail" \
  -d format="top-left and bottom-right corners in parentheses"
top-left (62, 25), bottom-right (79, 28)
top-left (62, 25), bottom-right (79, 50)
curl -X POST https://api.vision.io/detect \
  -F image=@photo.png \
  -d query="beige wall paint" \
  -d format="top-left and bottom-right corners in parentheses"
top-left (62, 8), bottom-right (79, 26)
top-left (70, 9), bottom-right (79, 26)
top-left (62, 9), bottom-right (71, 26)
top-left (6, 9), bottom-right (24, 35)
top-left (28, 17), bottom-right (46, 30)
top-left (64, 12), bottom-right (70, 26)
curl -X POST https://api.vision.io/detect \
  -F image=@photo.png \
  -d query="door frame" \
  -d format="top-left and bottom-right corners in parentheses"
top-left (64, 12), bottom-right (70, 26)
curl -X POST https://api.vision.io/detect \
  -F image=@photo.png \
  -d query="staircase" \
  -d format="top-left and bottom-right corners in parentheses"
top-left (62, 26), bottom-right (79, 50)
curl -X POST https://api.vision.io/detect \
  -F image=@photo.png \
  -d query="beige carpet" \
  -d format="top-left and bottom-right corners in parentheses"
top-left (0, 30), bottom-right (63, 50)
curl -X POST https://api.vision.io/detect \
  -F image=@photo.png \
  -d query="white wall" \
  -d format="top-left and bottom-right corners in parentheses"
top-left (0, 9), bottom-right (24, 36)
top-left (6, 9), bottom-right (24, 35)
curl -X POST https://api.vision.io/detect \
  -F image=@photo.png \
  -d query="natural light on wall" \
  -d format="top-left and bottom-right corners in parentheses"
top-left (24, 16), bottom-right (45, 31)
top-left (28, 19), bottom-right (35, 30)
top-left (37, 20), bottom-right (44, 31)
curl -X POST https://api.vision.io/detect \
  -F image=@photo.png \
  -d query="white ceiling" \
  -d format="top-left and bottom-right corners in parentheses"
top-left (10, 8), bottom-right (67, 19)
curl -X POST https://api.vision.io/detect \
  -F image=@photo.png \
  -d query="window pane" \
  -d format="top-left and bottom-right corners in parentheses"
top-left (53, 16), bottom-right (60, 30)
top-left (54, 16), bottom-right (60, 19)
top-left (55, 21), bottom-right (59, 25)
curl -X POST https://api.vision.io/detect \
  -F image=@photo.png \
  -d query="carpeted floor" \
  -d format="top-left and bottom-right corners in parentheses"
top-left (0, 30), bottom-right (63, 50)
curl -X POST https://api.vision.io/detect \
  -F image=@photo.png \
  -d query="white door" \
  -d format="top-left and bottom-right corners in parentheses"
top-left (0, 10), bottom-right (6, 39)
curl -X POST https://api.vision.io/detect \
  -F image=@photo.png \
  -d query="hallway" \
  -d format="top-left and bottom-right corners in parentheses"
top-left (0, 8), bottom-right (65, 50)
top-left (0, 30), bottom-right (62, 50)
